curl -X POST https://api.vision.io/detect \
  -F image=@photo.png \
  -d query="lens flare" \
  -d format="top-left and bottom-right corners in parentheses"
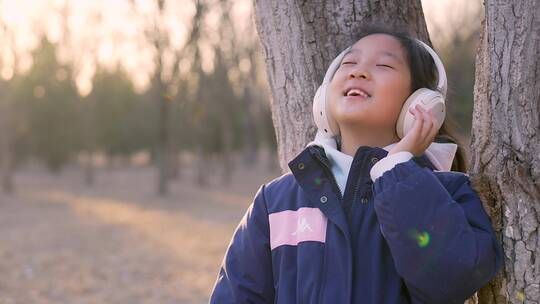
top-left (407, 229), bottom-right (430, 248)
top-left (517, 291), bottom-right (525, 302)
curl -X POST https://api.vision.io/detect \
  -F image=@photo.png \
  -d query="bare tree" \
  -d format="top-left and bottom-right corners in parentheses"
top-left (61, 5), bottom-right (100, 187)
top-left (471, 1), bottom-right (540, 303)
top-left (252, 0), bottom-right (430, 172)
top-left (0, 22), bottom-right (24, 193)
top-left (133, 0), bottom-right (205, 195)
top-left (0, 79), bottom-right (17, 193)
top-left (238, 11), bottom-right (268, 166)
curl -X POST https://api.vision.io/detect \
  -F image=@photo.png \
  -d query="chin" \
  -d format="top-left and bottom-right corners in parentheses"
top-left (335, 117), bottom-right (370, 130)
top-left (334, 108), bottom-right (369, 123)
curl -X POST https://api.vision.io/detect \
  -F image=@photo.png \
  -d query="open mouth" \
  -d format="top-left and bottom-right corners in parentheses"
top-left (344, 88), bottom-right (371, 99)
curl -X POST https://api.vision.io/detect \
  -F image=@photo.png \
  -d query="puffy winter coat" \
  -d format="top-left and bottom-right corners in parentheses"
top-left (210, 145), bottom-right (503, 304)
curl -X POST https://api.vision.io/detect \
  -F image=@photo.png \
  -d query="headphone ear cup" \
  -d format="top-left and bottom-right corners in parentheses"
top-left (396, 88), bottom-right (446, 139)
top-left (313, 83), bottom-right (340, 137)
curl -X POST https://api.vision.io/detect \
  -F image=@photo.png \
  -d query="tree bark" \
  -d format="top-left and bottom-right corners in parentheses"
top-left (252, 0), bottom-right (430, 172)
top-left (470, 1), bottom-right (540, 303)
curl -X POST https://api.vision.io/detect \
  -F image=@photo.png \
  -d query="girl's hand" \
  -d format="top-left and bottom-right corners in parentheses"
top-left (388, 104), bottom-right (439, 157)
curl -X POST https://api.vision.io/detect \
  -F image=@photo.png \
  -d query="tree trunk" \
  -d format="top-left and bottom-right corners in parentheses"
top-left (156, 80), bottom-right (171, 196)
top-left (0, 145), bottom-right (16, 194)
top-left (81, 96), bottom-right (96, 187)
top-left (241, 85), bottom-right (259, 165)
top-left (252, 0), bottom-right (430, 172)
top-left (220, 134), bottom-right (234, 186)
top-left (84, 150), bottom-right (95, 187)
top-left (196, 149), bottom-right (211, 187)
top-left (471, 1), bottom-right (540, 304)
top-left (0, 92), bottom-right (16, 194)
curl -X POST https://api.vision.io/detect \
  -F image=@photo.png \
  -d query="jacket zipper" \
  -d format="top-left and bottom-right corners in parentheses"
top-left (352, 156), bottom-right (373, 204)
top-left (313, 150), bottom-right (377, 304)
top-left (313, 154), bottom-right (343, 201)
top-left (311, 152), bottom-right (341, 304)
top-left (352, 164), bottom-right (364, 204)
top-left (315, 154), bottom-right (343, 303)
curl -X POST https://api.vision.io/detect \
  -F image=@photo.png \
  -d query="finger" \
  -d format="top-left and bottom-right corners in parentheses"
top-left (427, 110), bottom-right (439, 139)
top-left (413, 105), bottom-right (425, 133)
top-left (409, 105), bottom-right (419, 118)
top-left (416, 106), bottom-right (431, 134)
top-left (422, 109), bottom-right (439, 149)
top-left (409, 106), bottom-right (423, 139)
top-left (420, 107), bottom-right (433, 140)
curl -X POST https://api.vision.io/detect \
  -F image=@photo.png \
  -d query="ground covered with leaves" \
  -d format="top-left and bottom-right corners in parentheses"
top-left (0, 156), bottom-right (279, 303)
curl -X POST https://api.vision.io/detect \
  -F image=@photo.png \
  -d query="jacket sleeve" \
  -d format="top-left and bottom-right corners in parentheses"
top-left (372, 159), bottom-right (503, 304)
top-left (209, 184), bottom-right (275, 303)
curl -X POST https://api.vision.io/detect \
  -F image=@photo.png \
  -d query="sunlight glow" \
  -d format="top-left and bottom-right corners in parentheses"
top-left (1, 0), bottom-right (473, 95)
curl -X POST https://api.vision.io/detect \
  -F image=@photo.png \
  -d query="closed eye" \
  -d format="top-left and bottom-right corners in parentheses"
top-left (341, 62), bottom-right (355, 65)
top-left (377, 64), bottom-right (394, 69)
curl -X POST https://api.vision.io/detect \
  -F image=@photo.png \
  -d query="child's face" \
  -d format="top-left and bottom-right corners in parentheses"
top-left (328, 34), bottom-right (412, 134)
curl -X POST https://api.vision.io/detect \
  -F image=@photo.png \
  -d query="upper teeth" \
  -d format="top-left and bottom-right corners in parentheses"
top-left (347, 89), bottom-right (369, 97)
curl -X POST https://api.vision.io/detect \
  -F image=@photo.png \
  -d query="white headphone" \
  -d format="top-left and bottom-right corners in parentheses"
top-left (312, 38), bottom-right (447, 139)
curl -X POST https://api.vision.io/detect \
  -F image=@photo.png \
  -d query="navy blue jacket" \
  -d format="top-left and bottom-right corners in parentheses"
top-left (210, 145), bottom-right (503, 303)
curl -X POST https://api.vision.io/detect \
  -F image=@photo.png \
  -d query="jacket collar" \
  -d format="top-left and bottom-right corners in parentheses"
top-left (305, 130), bottom-right (457, 173)
top-left (288, 145), bottom-right (352, 241)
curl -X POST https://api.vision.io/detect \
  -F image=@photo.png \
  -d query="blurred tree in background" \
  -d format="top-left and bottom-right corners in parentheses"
top-left (429, 1), bottom-right (483, 139)
top-left (22, 39), bottom-right (81, 173)
top-left (0, 0), bottom-right (277, 195)
top-left (92, 69), bottom-right (151, 157)
top-left (0, 0), bottom-right (481, 196)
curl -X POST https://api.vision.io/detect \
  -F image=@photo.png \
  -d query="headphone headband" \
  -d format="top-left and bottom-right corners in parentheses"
top-left (414, 39), bottom-right (447, 97)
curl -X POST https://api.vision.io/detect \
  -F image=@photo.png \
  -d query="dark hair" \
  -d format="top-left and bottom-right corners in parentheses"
top-left (352, 25), bottom-right (468, 173)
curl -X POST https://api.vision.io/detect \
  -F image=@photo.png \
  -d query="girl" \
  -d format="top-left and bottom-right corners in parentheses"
top-left (210, 26), bottom-right (503, 304)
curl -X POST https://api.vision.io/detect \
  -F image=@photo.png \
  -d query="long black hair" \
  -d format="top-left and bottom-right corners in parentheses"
top-left (351, 25), bottom-right (468, 173)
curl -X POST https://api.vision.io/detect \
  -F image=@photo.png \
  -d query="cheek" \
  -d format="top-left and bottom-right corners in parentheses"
top-left (376, 74), bottom-right (411, 120)
top-left (379, 73), bottom-right (411, 102)
top-left (327, 78), bottom-right (343, 111)
top-left (379, 72), bottom-right (410, 93)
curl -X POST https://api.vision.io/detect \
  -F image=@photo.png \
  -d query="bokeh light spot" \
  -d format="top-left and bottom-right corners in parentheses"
top-left (517, 291), bottom-right (525, 302)
top-left (33, 85), bottom-right (46, 98)
top-left (407, 229), bottom-right (430, 248)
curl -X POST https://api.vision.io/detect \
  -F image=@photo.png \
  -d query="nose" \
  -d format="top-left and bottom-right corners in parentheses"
top-left (347, 66), bottom-right (370, 80)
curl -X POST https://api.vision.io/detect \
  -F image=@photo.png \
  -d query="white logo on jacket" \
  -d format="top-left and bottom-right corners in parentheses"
top-left (291, 217), bottom-right (314, 235)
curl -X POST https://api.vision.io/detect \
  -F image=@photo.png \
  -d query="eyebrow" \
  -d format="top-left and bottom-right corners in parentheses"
top-left (344, 48), bottom-right (404, 65)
